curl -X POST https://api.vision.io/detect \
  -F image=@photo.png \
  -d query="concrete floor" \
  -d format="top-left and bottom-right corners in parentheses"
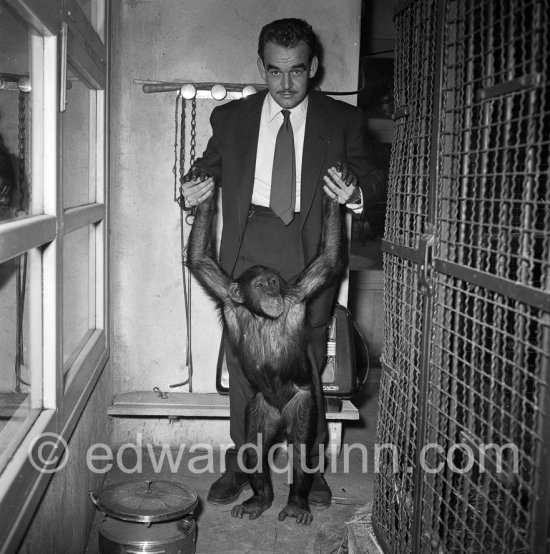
top-left (85, 366), bottom-right (381, 554)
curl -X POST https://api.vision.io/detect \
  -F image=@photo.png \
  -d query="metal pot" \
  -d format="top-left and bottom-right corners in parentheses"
top-left (98, 517), bottom-right (196, 554)
top-left (89, 479), bottom-right (198, 554)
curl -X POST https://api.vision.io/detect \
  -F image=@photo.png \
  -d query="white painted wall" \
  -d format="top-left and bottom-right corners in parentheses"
top-left (110, 0), bottom-right (362, 444)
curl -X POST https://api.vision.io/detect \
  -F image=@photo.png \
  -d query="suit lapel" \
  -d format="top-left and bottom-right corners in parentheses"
top-left (234, 90), bottom-right (266, 235)
top-left (301, 92), bottom-right (331, 224)
top-left (232, 90), bottom-right (330, 234)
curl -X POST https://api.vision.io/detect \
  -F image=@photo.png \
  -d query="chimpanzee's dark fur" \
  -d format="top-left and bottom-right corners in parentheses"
top-left (186, 192), bottom-right (345, 525)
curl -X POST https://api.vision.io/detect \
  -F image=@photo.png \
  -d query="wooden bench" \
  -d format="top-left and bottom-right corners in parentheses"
top-left (108, 392), bottom-right (359, 457)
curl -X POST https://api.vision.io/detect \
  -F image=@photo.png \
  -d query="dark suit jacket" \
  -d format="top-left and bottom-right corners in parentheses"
top-left (195, 89), bottom-right (381, 273)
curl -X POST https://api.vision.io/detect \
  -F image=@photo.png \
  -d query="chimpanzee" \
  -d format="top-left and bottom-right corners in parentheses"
top-left (186, 185), bottom-right (345, 526)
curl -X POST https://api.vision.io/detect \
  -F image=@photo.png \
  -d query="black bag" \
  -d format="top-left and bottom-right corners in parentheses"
top-left (215, 303), bottom-right (359, 399)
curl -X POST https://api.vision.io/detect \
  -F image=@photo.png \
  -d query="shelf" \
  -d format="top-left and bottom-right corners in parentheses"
top-left (108, 392), bottom-right (359, 420)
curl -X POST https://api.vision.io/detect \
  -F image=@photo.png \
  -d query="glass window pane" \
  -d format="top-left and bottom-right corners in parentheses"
top-left (0, 254), bottom-right (40, 471)
top-left (76, 0), bottom-right (105, 39)
top-left (63, 225), bottom-right (96, 368)
top-left (62, 69), bottom-right (94, 209)
top-left (76, 0), bottom-right (91, 18)
top-left (0, 5), bottom-right (33, 224)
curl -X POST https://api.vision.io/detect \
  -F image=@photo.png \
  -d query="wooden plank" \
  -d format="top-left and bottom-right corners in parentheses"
top-left (0, 215), bottom-right (56, 264)
top-left (108, 392), bottom-right (359, 420)
top-left (108, 392), bottom-right (230, 418)
top-left (63, 203), bottom-right (105, 235)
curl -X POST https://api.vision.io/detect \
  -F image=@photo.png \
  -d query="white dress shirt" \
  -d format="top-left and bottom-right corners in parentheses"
top-left (252, 93), bottom-right (307, 211)
top-left (251, 93), bottom-right (364, 213)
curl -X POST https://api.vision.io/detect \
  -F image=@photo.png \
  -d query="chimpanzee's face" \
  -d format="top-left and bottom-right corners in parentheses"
top-left (247, 269), bottom-right (285, 318)
top-left (230, 266), bottom-right (285, 319)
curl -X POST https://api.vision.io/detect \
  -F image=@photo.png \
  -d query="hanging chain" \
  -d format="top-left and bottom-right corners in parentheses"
top-left (17, 91), bottom-right (26, 212)
top-left (189, 97), bottom-right (197, 167)
top-left (15, 90), bottom-right (29, 391)
top-left (174, 95), bottom-right (198, 212)
top-left (184, 98), bottom-right (198, 220)
top-left (179, 96), bottom-right (186, 189)
top-left (175, 97), bottom-right (198, 213)
top-left (173, 92), bottom-right (182, 204)
top-left (178, 96), bottom-right (188, 209)
top-left (27, 91), bottom-right (31, 189)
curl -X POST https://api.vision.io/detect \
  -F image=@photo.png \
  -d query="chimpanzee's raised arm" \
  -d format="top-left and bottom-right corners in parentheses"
top-left (186, 196), bottom-right (232, 302)
top-left (289, 193), bottom-right (346, 301)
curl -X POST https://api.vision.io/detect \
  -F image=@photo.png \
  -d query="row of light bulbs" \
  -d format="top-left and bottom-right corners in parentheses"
top-left (179, 83), bottom-right (258, 100)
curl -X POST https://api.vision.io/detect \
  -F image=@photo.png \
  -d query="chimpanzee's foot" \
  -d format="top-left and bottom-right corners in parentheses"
top-left (278, 502), bottom-right (313, 525)
top-left (231, 496), bottom-right (271, 520)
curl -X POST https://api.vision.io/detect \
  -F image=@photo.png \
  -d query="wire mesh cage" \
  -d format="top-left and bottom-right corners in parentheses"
top-left (374, 0), bottom-right (550, 552)
top-left (383, 0), bottom-right (437, 250)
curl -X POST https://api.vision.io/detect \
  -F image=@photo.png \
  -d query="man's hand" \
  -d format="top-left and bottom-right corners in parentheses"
top-left (322, 162), bottom-right (360, 205)
top-left (180, 166), bottom-right (215, 208)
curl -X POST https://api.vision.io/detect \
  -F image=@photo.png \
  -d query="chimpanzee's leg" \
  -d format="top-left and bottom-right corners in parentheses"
top-left (278, 387), bottom-right (317, 525)
top-left (231, 392), bottom-right (280, 520)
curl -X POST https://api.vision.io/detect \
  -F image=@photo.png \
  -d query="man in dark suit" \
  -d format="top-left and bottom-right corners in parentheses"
top-left (181, 18), bottom-right (382, 508)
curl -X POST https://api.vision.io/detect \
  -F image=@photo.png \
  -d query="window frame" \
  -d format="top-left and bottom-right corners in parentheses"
top-left (0, 0), bottom-right (109, 548)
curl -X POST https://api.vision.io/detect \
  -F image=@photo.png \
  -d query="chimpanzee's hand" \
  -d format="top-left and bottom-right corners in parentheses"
top-left (322, 161), bottom-right (360, 205)
top-left (180, 165), bottom-right (215, 207)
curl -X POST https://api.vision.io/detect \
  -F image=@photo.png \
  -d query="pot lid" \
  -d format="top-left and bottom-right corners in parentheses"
top-left (91, 479), bottom-right (198, 523)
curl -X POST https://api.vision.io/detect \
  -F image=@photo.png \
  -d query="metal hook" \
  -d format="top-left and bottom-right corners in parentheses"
top-left (153, 386), bottom-right (168, 399)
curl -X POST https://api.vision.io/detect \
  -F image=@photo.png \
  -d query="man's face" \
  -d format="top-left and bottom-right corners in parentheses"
top-left (257, 41), bottom-right (318, 109)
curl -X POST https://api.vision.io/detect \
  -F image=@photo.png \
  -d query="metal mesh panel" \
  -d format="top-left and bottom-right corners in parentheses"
top-left (422, 1), bottom-right (550, 550)
top-left (374, 1), bottom-right (440, 547)
top-left (422, 275), bottom-right (548, 552)
top-left (384, 0), bottom-right (437, 249)
top-left (375, 0), bottom-right (550, 551)
top-left (437, 0), bottom-right (549, 288)
top-left (374, 253), bottom-right (423, 552)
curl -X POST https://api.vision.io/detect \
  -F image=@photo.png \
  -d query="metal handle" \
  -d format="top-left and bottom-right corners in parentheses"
top-left (392, 105), bottom-right (409, 121)
top-left (59, 22), bottom-right (68, 112)
top-left (417, 232), bottom-right (435, 296)
top-left (126, 550), bottom-right (165, 554)
top-left (88, 490), bottom-right (100, 507)
top-left (142, 83), bottom-right (182, 93)
top-left (88, 490), bottom-right (107, 518)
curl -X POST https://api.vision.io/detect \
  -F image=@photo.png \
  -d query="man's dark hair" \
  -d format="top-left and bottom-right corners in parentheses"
top-left (258, 18), bottom-right (318, 62)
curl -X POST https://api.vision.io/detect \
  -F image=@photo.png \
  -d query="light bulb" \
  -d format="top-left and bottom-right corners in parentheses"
top-left (211, 84), bottom-right (227, 100)
top-left (18, 77), bottom-right (31, 92)
top-left (242, 85), bottom-right (257, 97)
top-left (180, 83), bottom-right (197, 99)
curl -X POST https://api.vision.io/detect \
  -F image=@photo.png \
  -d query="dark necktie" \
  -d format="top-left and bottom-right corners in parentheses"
top-left (270, 109), bottom-right (296, 225)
